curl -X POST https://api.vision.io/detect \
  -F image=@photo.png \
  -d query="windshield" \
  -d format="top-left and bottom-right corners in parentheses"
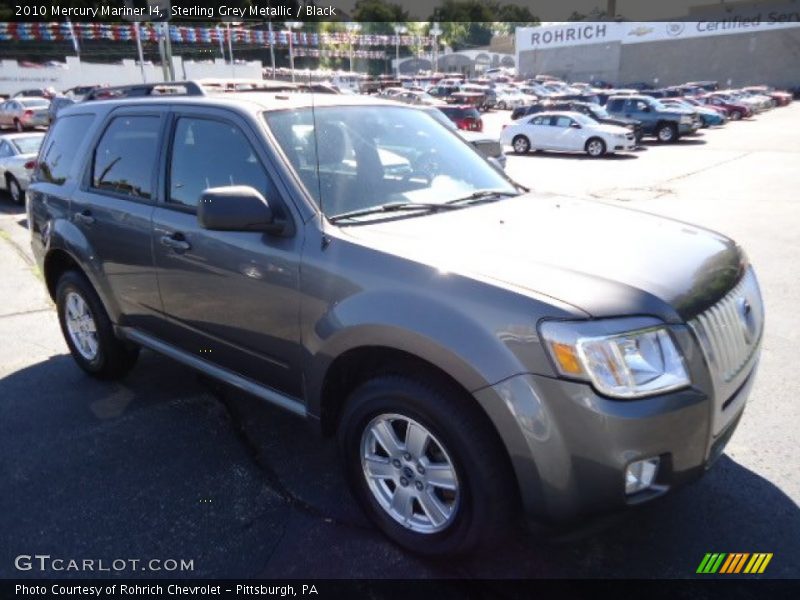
top-left (589, 105), bottom-right (609, 118)
top-left (426, 109), bottom-right (459, 132)
top-left (12, 135), bottom-right (43, 154)
top-left (571, 112), bottom-right (596, 126)
top-left (265, 105), bottom-right (515, 220)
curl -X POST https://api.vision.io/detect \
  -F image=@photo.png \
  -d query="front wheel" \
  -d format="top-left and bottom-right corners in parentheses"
top-left (585, 137), bottom-right (606, 157)
top-left (656, 122), bottom-right (678, 143)
top-left (512, 135), bottom-right (531, 154)
top-left (730, 110), bottom-right (743, 121)
top-left (56, 270), bottom-right (139, 379)
top-left (339, 374), bottom-right (516, 556)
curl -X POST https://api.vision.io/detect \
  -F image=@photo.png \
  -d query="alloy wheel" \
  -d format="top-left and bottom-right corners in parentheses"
top-left (587, 140), bottom-right (604, 157)
top-left (360, 413), bottom-right (459, 534)
top-left (8, 178), bottom-right (22, 204)
top-left (64, 291), bottom-right (99, 360)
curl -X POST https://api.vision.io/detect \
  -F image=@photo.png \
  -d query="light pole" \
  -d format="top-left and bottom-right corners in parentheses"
top-left (226, 22), bottom-right (238, 77)
top-left (393, 25), bottom-right (407, 78)
top-left (285, 21), bottom-right (303, 82)
top-left (429, 23), bottom-right (442, 74)
top-left (345, 22), bottom-right (361, 73)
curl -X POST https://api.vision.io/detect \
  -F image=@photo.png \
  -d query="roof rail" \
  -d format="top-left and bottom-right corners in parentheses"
top-left (84, 81), bottom-right (206, 101)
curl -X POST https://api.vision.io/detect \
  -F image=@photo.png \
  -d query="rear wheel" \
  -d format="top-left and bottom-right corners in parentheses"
top-left (339, 374), bottom-right (516, 556)
top-left (14, 119), bottom-right (24, 133)
top-left (512, 135), bottom-right (531, 154)
top-left (585, 137), bottom-right (606, 157)
top-left (730, 109), bottom-right (743, 121)
top-left (7, 176), bottom-right (23, 205)
top-left (56, 270), bottom-right (139, 379)
top-left (656, 122), bottom-right (678, 143)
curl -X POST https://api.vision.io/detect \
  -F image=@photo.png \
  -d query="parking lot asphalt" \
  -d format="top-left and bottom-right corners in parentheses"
top-left (1, 105), bottom-right (799, 579)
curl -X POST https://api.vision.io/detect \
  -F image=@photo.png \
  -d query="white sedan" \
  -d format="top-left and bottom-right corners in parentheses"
top-left (500, 111), bottom-right (636, 157)
top-left (0, 132), bottom-right (44, 204)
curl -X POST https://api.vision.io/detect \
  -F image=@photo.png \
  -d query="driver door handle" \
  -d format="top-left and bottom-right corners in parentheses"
top-left (160, 232), bottom-right (191, 253)
top-left (74, 209), bottom-right (95, 226)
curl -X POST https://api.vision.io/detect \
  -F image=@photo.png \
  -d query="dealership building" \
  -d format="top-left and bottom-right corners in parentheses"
top-left (516, 9), bottom-right (800, 87)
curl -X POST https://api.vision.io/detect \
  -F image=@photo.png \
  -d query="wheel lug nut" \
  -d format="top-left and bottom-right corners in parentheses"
top-left (415, 481), bottom-right (423, 491)
top-left (416, 465), bottom-right (425, 475)
top-left (392, 459), bottom-right (401, 468)
top-left (399, 477), bottom-right (409, 487)
top-left (403, 453), bottom-right (412, 461)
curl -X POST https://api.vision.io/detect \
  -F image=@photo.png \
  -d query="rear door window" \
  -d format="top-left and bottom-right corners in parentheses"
top-left (91, 115), bottom-right (161, 200)
top-left (38, 114), bottom-right (95, 185)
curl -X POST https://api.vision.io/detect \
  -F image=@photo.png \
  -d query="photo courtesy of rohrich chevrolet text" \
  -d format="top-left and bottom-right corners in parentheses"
top-left (0, 0), bottom-right (798, 597)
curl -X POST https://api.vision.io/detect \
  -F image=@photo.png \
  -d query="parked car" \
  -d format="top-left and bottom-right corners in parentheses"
top-left (660, 98), bottom-right (727, 127)
top-left (741, 86), bottom-right (792, 107)
top-left (28, 86), bottom-right (764, 557)
top-left (500, 111), bottom-right (636, 157)
top-left (394, 91), bottom-right (445, 107)
top-left (63, 85), bottom-right (102, 101)
top-left (423, 107), bottom-right (506, 170)
top-left (699, 94), bottom-right (752, 120)
top-left (437, 105), bottom-right (483, 131)
top-left (544, 101), bottom-right (644, 143)
top-left (724, 90), bottom-right (771, 113)
top-left (681, 96), bottom-right (729, 118)
top-left (0, 97), bottom-right (51, 132)
top-left (606, 95), bottom-right (699, 142)
top-left (12, 87), bottom-right (56, 99)
top-left (0, 132), bottom-right (44, 204)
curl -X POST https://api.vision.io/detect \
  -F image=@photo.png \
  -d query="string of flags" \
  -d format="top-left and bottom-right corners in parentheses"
top-left (0, 22), bottom-right (433, 47)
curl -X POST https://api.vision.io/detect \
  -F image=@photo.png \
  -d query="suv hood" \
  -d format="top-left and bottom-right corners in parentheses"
top-left (340, 194), bottom-right (743, 322)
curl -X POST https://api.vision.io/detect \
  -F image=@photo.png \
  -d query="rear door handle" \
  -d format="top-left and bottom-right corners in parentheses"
top-left (74, 209), bottom-right (95, 226)
top-left (160, 233), bottom-right (191, 253)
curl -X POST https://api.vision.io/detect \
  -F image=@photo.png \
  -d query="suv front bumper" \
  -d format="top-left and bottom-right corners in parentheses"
top-left (473, 361), bottom-right (759, 522)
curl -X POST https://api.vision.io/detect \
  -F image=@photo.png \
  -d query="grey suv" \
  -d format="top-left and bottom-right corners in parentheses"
top-left (28, 83), bottom-right (764, 556)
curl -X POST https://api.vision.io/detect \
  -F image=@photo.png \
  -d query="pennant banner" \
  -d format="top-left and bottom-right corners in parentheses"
top-left (0, 22), bottom-right (432, 47)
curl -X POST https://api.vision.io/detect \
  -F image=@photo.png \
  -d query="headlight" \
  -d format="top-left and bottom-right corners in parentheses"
top-left (540, 319), bottom-right (690, 399)
top-left (680, 116), bottom-right (692, 124)
top-left (614, 133), bottom-right (627, 139)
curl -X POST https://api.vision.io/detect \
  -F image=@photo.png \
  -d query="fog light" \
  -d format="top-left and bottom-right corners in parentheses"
top-left (625, 457), bottom-right (660, 495)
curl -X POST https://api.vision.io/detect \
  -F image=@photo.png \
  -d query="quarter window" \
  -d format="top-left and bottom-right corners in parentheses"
top-left (39, 114), bottom-right (95, 185)
top-left (92, 116), bottom-right (160, 199)
top-left (168, 117), bottom-right (272, 209)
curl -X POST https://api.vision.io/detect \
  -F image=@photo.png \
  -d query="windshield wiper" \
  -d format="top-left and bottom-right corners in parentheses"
top-left (445, 189), bottom-right (520, 206)
top-left (329, 201), bottom-right (461, 223)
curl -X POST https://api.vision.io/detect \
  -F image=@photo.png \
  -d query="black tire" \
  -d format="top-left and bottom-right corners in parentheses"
top-left (14, 119), bottom-right (24, 133)
top-left (512, 135), bottom-right (531, 154)
top-left (56, 270), bottom-right (139, 380)
top-left (656, 122), bottom-right (678, 143)
top-left (7, 175), bottom-right (23, 205)
top-left (585, 137), bottom-right (606, 157)
top-left (338, 374), bottom-right (517, 556)
top-left (730, 110), bottom-right (743, 121)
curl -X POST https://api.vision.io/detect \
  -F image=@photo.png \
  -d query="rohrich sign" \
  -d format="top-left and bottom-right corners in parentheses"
top-left (517, 18), bottom-right (800, 51)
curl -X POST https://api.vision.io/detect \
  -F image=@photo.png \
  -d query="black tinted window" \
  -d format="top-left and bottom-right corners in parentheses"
top-left (39, 114), bottom-right (95, 185)
top-left (608, 99), bottom-right (624, 111)
top-left (168, 118), bottom-right (271, 209)
top-left (92, 116), bottom-right (160, 199)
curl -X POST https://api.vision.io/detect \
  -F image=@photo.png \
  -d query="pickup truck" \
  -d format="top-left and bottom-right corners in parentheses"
top-left (606, 94), bottom-right (699, 142)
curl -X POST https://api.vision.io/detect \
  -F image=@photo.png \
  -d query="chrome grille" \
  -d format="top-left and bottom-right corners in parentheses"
top-left (688, 267), bottom-right (764, 385)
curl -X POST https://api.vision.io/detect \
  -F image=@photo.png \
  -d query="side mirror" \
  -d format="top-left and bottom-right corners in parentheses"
top-left (198, 186), bottom-right (281, 233)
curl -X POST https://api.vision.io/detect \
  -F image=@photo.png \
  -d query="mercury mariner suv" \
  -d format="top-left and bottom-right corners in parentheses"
top-left (28, 82), bottom-right (763, 556)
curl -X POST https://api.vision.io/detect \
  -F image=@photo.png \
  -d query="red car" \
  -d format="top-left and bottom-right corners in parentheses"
top-left (436, 105), bottom-right (483, 131)
top-left (699, 94), bottom-right (752, 120)
top-left (682, 96), bottom-right (728, 117)
top-left (742, 86), bottom-right (793, 107)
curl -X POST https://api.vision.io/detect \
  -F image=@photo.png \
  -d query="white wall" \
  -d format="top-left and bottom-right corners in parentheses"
top-left (0, 56), bottom-right (263, 96)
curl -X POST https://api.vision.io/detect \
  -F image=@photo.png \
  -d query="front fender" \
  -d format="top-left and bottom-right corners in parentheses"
top-left (303, 288), bottom-right (533, 417)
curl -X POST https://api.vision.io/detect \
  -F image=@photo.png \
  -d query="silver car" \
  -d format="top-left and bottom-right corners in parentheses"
top-left (0, 132), bottom-right (44, 204)
top-left (0, 97), bottom-right (50, 132)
